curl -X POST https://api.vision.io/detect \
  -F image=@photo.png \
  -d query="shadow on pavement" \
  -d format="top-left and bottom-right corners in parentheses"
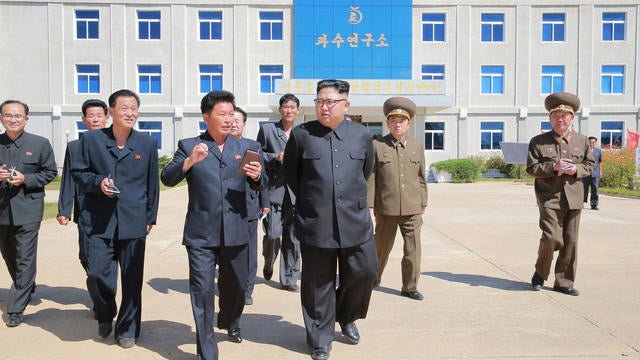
top-left (424, 271), bottom-right (530, 291)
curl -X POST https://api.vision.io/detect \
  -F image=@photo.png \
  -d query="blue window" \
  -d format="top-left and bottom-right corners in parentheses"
top-left (138, 11), bottom-right (161, 40)
top-left (259, 65), bottom-right (283, 94)
top-left (76, 121), bottom-right (88, 138)
top-left (138, 65), bottom-right (162, 94)
top-left (363, 122), bottom-right (383, 139)
top-left (199, 65), bottom-right (223, 93)
top-left (481, 66), bottom-right (504, 94)
top-left (541, 66), bottom-right (564, 94)
top-left (602, 13), bottom-right (625, 41)
top-left (601, 65), bottom-right (624, 94)
top-left (199, 121), bottom-right (208, 134)
top-left (425, 122), bottom-right (445, 150)
top-left (260, 12), bottom-right (283, 40)
top-left (480, 122), bottom-right (503, 150)
top-left (76, 65), bottom-right (100, 94)
top-left (76, 10), bottom-right (99, 39)
top-left (138, 121), bottom-right (162, 149)
top-left (422, 13), bottom-right (446, 42)
top-left (481, 13), bottom-right (504, 42)
top-left (542, 13), bottom-right (565, 42)
top-left (600, 121), bottom-right (623, 149)
top-left (540, 121), bottom-right (552, 133)
top-left (421, 65), bottom-right (445, 80)
top-left (199, 11), bottom-right (222, 40)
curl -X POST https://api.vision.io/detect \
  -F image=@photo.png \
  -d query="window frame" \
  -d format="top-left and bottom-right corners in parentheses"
top-left (75, 10), bottom-right (100, 39)
top-left (481, 13), bottom-right (504, 43)
top-left (480, 122), bottom-right (504, 151)
top-left (602, 12), bottom-right (625, 41)
top-left (138, 65), bottom-right (162, 94)
top-left (259, 65), bottom-right (283, 94)
top-left (198, 11), bottom-right (222, 40)
top-left (138, 121), bottom-right (163, 149)
top-left (425, 122), bottom-right (445, 151)
top-left (542, 13), bottom-right (565, 42)
top-left (76, 64), bottom-right (100, 94)
top-left (259, 11), bottom-right (284, 41)
top-left (600, 65), bottom-right (624, 95)
top-left (199, 64), bottom-right (223, 93)
top-left (481, 65), bottom-right (504, 95)
top-left (422, 13), bottom-right (446, 42)
top-left (541, 65), bottom-right (565, 94)
top-left (421, 65), bottom-right (445, 80)
top-left (137, 10), bottom-right (161, 40)
top-left (600, 121), bottom-right (623, 149)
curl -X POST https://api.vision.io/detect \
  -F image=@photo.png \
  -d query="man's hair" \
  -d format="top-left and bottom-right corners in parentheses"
top-left (0, 100), bottom-right (29, 116)
top-left (316, 79), bottom-right (350, 95)
top-left (108, 89), bottom-right (140, 108)
top-left (82, 99), bottom-right (108, 116)
top-left (588, 136), bottom-right (598, 142)
top-left (234, 106), bottom-right (248, 123)
top-left (279, 93), bottom-right (300, 108)
top-left (201, 90), bottom-right (235, 114)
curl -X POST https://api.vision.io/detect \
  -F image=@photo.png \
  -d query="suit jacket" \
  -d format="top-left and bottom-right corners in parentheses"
top-left (283, 119), bottom-right (374, 248)
top-left (240, 137), bottom-right (270, 221)
top-left (591, 147), bottom-right (602, 177)
top-left (367, 134), bottom-right (428, 216)
top-left (256, 121), bottom-right (294, 205)
top-left (71, 127), bottom-right (159, 239)
top-left (0, 131), bottom-right (57, 225)
top-left (160, 132), bottom-right (265, 248)
top-left (526, 131), bottom-right (594, 210)
top-left (57, 139), bottom-right (82, 222)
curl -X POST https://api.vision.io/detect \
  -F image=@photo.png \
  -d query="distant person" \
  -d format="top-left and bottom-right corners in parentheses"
top-left (57, 99), bottom-right (108, 316)
top-left (526, 92), bottom-right (594, 296)
top-left (256, 93), bottom-right (300, 291)
top-left (583, 136), bottom-right (602, 210)
top-left (231, 107), bottom-right (270, 305)
top-left (71, 90), bottom-right (159, 348)
top-left (161, 90), bottom-right (264, 360)
top-left (367, 97), bottom-right (427, 301)
top-left (283, 79), bottom-right (378, 360)
top-left (0, 100), bottom-right (57, 327)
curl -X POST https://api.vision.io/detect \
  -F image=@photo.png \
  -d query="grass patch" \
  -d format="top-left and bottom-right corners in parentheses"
top-left (599, 187), bottom-right (640, 198)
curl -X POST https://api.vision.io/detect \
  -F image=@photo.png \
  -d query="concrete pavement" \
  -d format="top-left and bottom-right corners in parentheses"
top-left (1, 182), bottom-right (639, 359)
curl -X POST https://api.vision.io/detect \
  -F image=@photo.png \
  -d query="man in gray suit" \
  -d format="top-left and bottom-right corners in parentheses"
top-left (583, 136), bottom-right (603, 210)
top-left (283, 80), bottom-right (378, 360)
top-left (0, 100), bottom-right (57, 327)
top-left (256, 93), bottom-right (300, 291)
top-left (161, 90), bottom-right (264, 360)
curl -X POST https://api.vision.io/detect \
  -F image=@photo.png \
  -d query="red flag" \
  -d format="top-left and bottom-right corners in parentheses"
top-left (628, 130), bottom-right (640, 150)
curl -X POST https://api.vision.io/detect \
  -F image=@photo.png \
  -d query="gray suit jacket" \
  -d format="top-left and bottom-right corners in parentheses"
top-left (256, 121), bottom-right (294, 206)
top-left (0, 131), bottom-right (57, 225)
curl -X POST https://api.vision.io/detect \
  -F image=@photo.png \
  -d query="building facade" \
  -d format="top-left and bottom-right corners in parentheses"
top-left (1, 0), bottom-right (639, 168)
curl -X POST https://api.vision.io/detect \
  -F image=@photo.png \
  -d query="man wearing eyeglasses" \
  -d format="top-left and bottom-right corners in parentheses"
top-left (367, 97), bottom-right (427, 301)
top-left (283, 80), bottom-right (378, 360)
top-left (0, 100), bottom-right (57, 327)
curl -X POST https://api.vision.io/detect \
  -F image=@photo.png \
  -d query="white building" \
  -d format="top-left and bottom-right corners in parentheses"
top-left (0, 0), bottom-right (638, 168)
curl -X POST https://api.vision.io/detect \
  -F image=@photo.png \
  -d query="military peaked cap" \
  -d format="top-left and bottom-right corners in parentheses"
top-left (544, 92), bottom-right (580, 114)
top-left (383, 97), bottom-right (416, 120)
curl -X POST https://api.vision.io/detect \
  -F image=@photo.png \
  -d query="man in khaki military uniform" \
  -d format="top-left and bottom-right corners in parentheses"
top-left (367, 97), bottom-right (427, 301)
top-left (526, 92), bottom-right (594, 296)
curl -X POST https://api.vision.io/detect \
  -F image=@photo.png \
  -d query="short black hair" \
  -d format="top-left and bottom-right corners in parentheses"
top-left (201, 90), bottom-right (235, 114)
top-left (234, 106), bottom-right (248, 123)
top-left (279, 93), bottom-right (300, 108)
top-left (588, 136), bottom-right (598, 142)
top-left (316, 79), bottom-right (350, 95)
top-left (0, 100), bottom-right (29, 116)
top-left (108, 89), bottom-right (140, 108)
top-left (82, 99), bottom-right (108, 117)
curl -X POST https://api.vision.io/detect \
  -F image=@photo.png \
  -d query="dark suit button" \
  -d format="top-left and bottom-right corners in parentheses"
top-left (336, 181), bottom-right (341, 185)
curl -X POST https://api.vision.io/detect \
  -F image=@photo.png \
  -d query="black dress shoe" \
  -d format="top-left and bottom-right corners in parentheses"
top-left (245, 296), bottom-right (253, 305)
top-left (374, 278), bottom-right (381, 287)
top-left (6, 312), bottom-right (23, 327)
top-left (340, 322), bottom-right (360, 344)
top-left (228, 327), bottom-right (242, 343)
top-left (98, 322), bottom-right (113, 338)
top-left (310, 345), bottom-right (331, 360)
top-left (117, 337), bottom-right (135, 349)
top-left (553, 286), bottom-right (580, 296)
top-left (263, 265), bottom-right (273, 281)
top-left (591, 206), bottom-right (599, 210)
top-left (531, 272), bottom-right (544, 291)
top-left (283, 284), bottom-right (300, 292)
top-left (401, 290), bottom-right (424, 301)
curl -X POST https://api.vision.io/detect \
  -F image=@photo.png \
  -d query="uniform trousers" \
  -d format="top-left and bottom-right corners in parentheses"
top-left (86, 234), bottom-right (146, 339)
top-left (535, 205), bottom-right (580, 288)
top-left (300, 241), bottom-right (378, 348)
top-left (0, 222), bottom-right (40, 314)
top-left (583, 176), bottom-right (600, 207)
top-left (187, 245), bottom-right (247, 360)
top-left (247, 219), bottom-right (258, 298)
top-left (262, 196), bottom-right (300, 286)
top-left (374, 213), bottom-right (422, 292)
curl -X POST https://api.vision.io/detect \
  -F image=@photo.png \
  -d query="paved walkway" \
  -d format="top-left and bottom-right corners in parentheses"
top-left (1, 182), bottom-right (639, 359)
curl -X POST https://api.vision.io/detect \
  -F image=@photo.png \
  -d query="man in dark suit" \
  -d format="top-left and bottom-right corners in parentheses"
top-left (256, 93), bottom-right (300, 291)
top-left (527, 92), bottom-right (594, 296)
top-left (583, 136), bottom-right (603, 210)
top-left (71, 90), bottom-right (159, 348)
top-left (57, 99), bottom-right (108, 300)
top-left (283, 80), bottom-right (378, 360)
top-left (231, 107), bottom-right (270, 305)
top-left (0, 100), bottom-right (57, 327)
top-left (161, 91), bottom-right (264, 360)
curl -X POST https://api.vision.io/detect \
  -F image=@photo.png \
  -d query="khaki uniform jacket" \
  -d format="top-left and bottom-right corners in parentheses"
top-left (526, 131), bottom-right (594, 210)
top-left (367, 134), bottom-right (428, 216)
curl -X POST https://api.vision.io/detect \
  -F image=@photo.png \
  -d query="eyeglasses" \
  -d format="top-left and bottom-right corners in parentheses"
top-left (388, 118), bottom-right (408, 125)
top-left (313, 98), bottom-right (347, 108)
top-left (2, 114), bottom-right (25, 120)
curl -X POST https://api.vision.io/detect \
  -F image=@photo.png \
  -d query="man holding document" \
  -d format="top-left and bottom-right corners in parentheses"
top-left (161, 90), bottom-right (264, 360)
top-left (526, 92), bottom-right (594, 296)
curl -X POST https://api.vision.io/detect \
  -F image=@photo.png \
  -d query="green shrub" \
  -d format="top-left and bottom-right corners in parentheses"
top-left (159, 155), bottom-right (173, 170)
top-left (431, 159), bottom-right (481, 183)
